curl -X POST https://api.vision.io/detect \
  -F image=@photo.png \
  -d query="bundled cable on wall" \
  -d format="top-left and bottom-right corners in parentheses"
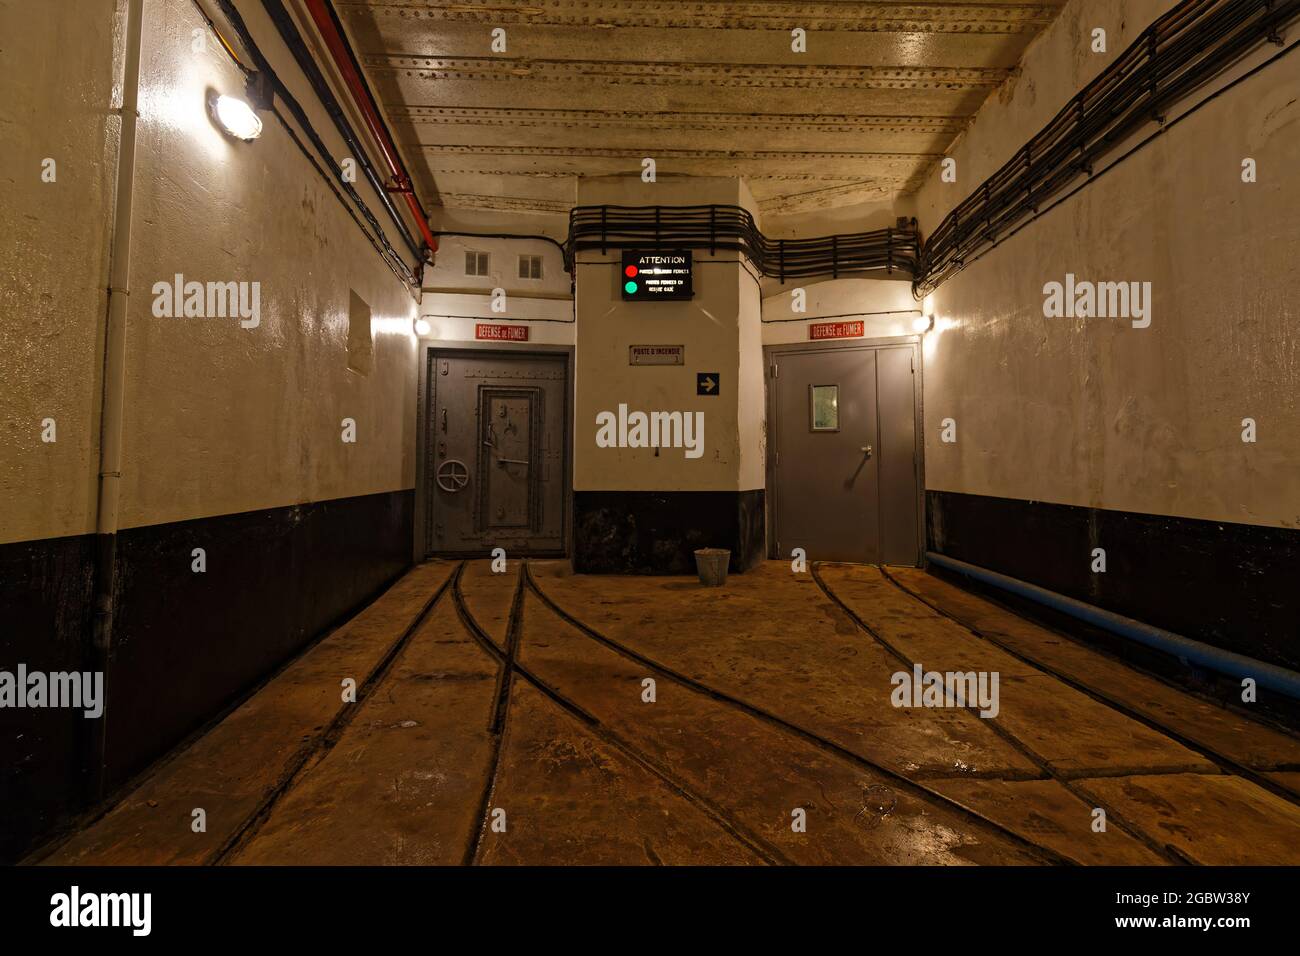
top-left (913, 0), bottom-right (1300, 296)
top-left (568, 1), bottom-right (1300, 296)
top-left (198, 0), bottom-right (423, 285)
top-left (566, 204), bottom-right (919, 282)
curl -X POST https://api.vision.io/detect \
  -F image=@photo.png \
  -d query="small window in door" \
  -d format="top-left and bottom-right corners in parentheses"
top-left (809, 384), bottom-right (839, 431)
top-left (465, 251), bottom-right (489, 276)
top-left (518, 254), bottom-right (543, 279)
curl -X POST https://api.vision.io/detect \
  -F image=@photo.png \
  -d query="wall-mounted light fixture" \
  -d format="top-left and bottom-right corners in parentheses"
top-left (211, 93), bottom-right (262, 141)
top-left (414, 318), bottom-right (432, 337)
top-left (913, 314), bottom-right (935, 334)
top-left (209, 72), bottom-right (272, 142)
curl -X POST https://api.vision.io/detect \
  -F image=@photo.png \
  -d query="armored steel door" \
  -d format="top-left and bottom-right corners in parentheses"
top-left (426, 350), bottom-right (568, 555)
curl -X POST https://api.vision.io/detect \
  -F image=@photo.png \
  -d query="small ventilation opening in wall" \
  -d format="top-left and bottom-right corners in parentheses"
top-left (348, 289), bottom-right (374, 375)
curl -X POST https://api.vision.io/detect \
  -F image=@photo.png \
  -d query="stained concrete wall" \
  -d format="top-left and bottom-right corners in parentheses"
top-left (124, 4), bottom-right (419, 528)
top-left (762, 198), bottom-right (902, 239)
top-left (419, 234), bottom-right (574, 346)
top-left (911, 0), bottom-right (1299, 530)
top-left (0, 0), bottom-right (119, 545)
top-left (1, 0), bottom-right (422, 860)
top-left (906, 0), bottom-right (1300, 665)
top-left (422, 233), bottom-right (570, 300)
top-left (761, 278), bottom-right (920, 346)
top-left (736, 260), bottom-right (765, 491)
top-left (1, 0), bottom-right (420, 544)
top-left (566, 176), bottom-right (767, 572)
top-left (572, 175), bottom-right (764, 493)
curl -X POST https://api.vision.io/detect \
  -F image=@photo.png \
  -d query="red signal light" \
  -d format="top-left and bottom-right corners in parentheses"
top-left (624, 265), bottom-right (638, 277)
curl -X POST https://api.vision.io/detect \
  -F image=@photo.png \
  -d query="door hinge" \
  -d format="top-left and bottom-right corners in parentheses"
top-left (911, 354), bottom-right (915, 373)
top-left (770, 363), bottom-right (779, 378)
top-left (773, 450), bottom-right (779, 467)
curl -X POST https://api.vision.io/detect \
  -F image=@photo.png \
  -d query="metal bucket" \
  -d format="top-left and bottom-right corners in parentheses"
top-left (693, 548), bottom-right (731, 587)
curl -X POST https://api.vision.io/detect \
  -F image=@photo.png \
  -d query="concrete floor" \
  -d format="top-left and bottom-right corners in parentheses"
top-left (41, 560), bottom-right (1300, 866)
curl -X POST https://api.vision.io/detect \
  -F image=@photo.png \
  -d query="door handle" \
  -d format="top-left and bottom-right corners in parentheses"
top-left (861, 445), bottom-right (873, 458)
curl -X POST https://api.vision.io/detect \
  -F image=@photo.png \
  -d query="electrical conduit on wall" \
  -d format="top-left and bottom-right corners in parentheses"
top-left (91, 0), bottom-right (146, 801)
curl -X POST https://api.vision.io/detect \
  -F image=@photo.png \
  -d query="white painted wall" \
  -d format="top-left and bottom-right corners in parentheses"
top-left (0, 0), bottom-right (421, 543)
top-left (419, 234), bottom-right (574, 346)
top-left (572, 176), bottom-right (764, 492)
top-left (416, 312), bottom-right (575, 348)
top-left (762, 197), bottom-right (902, 239)
top-left (910, 0), bottom-right (1300, 529)
top-left (422, 234), bottom-right (570, 299)
top-left (736, 260), bottom-right (765, 490)
top-left (761, 278), bottom-right (920, 345)
top-left (0, 0), bottom-right (118, 544)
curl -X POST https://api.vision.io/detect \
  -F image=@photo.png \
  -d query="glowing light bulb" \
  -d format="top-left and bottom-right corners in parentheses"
top-left (213, 94), bottom-right (262, 141)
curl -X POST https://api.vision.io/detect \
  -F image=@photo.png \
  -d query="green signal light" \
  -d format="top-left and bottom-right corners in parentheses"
top-left (624, 280), bottom-right (638, 294)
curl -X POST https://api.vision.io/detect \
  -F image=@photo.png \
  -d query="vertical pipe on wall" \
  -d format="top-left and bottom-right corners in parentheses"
top-left (91, 0), bottom-right (146, 800)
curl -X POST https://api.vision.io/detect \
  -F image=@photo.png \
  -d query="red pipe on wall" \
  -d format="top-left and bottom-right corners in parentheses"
top-left (301, 0), bottom-right (438, 256)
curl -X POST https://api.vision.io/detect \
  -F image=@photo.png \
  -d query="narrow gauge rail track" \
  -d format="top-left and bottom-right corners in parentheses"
top-left (873, 564), bottom-right (1300, 811)
top-left (809, 563), bottom-right (1194, 865)
top-left (212, 563), bottom-right (462, 865)
top-left (450, 562), bottom-right (794, 866)
top-left (521, 562), bottom-right (1077, 865)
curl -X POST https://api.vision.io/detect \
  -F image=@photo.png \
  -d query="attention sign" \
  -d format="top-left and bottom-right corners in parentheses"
top-left (621, 250), bottom-right (693, 301)
top-left (808, 320), bottom-right (865, 341)
top-left (475, 323), bottom-right (529, 342)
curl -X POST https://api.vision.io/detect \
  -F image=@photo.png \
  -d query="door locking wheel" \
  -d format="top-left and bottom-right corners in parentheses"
top-left (436, 458), bottom-right (470, 493)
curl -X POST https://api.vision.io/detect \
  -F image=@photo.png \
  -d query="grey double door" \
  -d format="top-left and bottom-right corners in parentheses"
top-left (768, 344), bottom-right (921, 565)
top-left (425, 350), bottom-right (568, 555)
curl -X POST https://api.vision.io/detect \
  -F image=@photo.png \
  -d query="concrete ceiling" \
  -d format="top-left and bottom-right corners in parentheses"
top-left (336, 1), bottom-right (1066, 226)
